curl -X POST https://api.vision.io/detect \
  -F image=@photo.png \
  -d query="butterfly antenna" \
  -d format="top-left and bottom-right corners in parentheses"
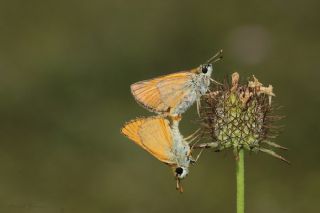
top-left (206, 49), bottom-right (223, 64)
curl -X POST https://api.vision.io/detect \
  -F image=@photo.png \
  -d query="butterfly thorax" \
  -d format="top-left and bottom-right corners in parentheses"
top-left (169, 73), bottom-right (210, 116)
top-left (192, 73), bottom-right (211, 96)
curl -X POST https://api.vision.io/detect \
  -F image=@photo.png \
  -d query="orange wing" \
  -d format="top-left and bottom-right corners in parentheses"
top-left (121, 117), bottom-right (175, 164)
top-left (130, 71), bottom-right (195, 114)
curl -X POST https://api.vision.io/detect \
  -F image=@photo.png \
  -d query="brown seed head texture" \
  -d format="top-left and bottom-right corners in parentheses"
top-left (199, 72), bottom-right (289, 163)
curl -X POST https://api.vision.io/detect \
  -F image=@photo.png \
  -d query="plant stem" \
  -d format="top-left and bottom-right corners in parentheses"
top-left (236, 149), bottom-right (245, 213)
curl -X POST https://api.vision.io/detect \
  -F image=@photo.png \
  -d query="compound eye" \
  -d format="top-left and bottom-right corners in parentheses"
top-left (175, 167), bottom-right (183, 176)
top-left (201, 66), bottom-right (208, 73)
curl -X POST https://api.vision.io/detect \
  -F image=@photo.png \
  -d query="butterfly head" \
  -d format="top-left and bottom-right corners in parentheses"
top-left (199, 63), bottom-right (213, 77)
top-left (194, 49), bottom-right (223, 77)
top-left (174, 166), bottom-right (189, 179)
top-left (192, 63), bottom-right (213, 77)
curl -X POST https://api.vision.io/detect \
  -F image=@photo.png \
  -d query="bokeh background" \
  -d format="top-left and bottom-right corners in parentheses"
top-left (1, 0), bottom-right (319, 212)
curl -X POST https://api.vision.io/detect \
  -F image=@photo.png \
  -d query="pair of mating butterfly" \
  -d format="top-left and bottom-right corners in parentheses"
top-left (121, 51), bottom-right (222, 192)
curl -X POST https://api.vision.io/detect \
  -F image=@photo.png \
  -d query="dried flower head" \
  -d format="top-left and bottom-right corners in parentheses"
top-left (198, 72), bottom-right (289, 163)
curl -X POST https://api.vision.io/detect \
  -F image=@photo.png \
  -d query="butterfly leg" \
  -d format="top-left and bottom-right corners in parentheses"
top-left (194, 148), bottom-right (205, 163)
top-left (210, 78), bottom-right (223, 85)
top-left (192, 142), bottom-right (219, 149)
top-left (184, 128), bottom-right (201, 142)
top-left (196, 98), bottom-right (201, 117)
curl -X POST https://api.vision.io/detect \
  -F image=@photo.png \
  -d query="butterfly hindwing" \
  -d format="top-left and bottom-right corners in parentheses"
top-left (131, 72), bottom-right (194, 114)
top-left (121, 117), bottom-right (175, 164)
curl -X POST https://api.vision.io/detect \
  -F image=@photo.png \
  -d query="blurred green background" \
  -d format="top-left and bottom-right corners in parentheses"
top-left (1, 0), bottom-right (319, 212)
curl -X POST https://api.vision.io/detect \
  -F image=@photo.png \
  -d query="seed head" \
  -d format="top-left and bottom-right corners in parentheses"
top-left (199, 72), bottom-right (289, 163)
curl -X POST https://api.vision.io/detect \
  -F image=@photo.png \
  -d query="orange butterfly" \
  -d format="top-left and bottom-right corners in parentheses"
top-left (131, 50), bottom-right (222, 119)
top-left (121, 116), bottom-right (199, 192)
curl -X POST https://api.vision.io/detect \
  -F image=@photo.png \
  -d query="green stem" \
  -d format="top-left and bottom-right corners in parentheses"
top-left (236, 149), bottom-right (245, 213)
